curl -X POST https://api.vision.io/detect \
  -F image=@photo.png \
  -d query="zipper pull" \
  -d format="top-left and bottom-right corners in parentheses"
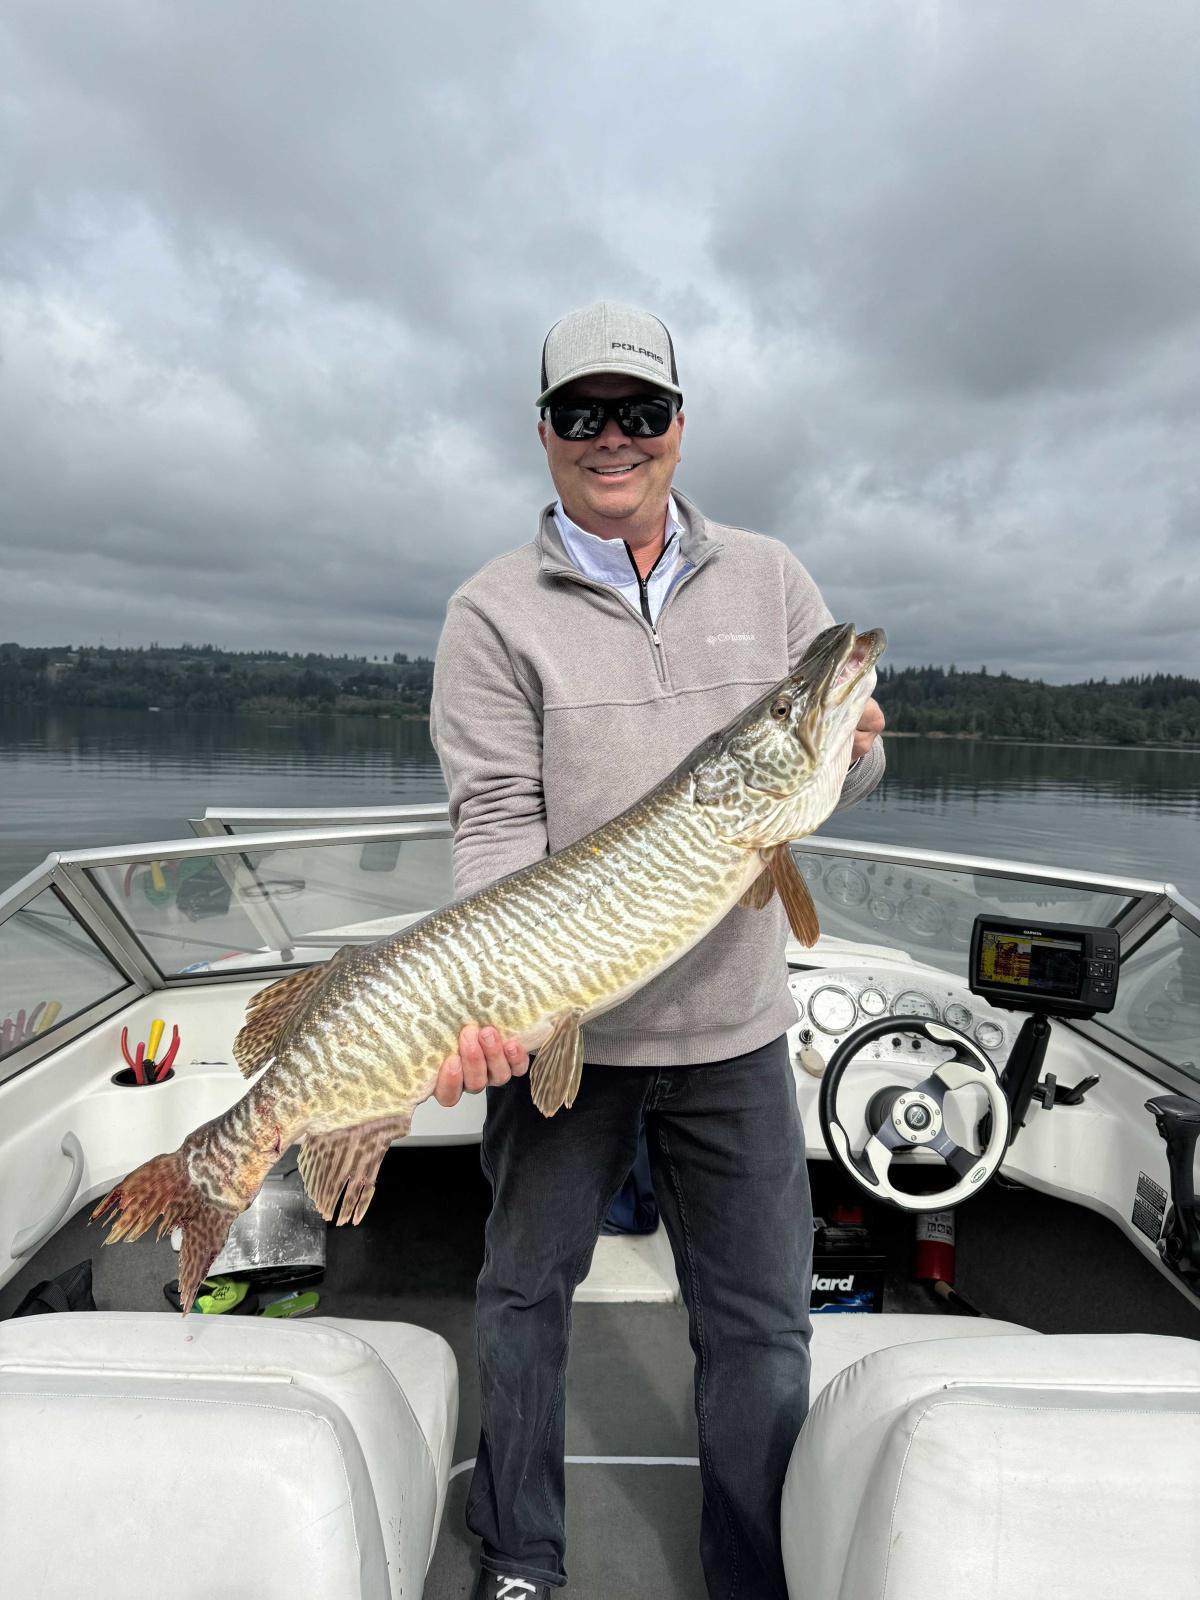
top-left (651, 627), bottom-right (661, 646)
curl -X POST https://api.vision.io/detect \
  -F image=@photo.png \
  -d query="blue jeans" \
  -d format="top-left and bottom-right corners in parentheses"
top-left (467, 1034), bottom-right (813, 1598)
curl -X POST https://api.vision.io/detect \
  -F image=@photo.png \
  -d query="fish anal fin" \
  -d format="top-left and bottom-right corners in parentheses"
top-left (768, 846), bottom-right (821, 946)
top-left (529, 1009), bottom-right (584, 1118)
top-left (738, 863), bottom-right (775, 911)
top-left (297, 1113), bottom-right (412, 1226)
top-left (234, 944), bottom-right (356, 1079)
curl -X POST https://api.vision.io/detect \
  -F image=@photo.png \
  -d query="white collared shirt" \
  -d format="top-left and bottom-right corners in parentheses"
top-left (553, 495), bottom-right (691, 628)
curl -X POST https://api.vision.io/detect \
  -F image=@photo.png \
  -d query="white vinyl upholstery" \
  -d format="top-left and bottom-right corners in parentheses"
top-left (783, 1332), bottom-right (1200, 1600)
top-left (808, 1310), bottom-right (1034, 1398)
top-left (0, 1312), bottom-right (457, 1600)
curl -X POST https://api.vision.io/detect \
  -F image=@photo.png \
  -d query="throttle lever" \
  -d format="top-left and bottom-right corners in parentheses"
top-left (1144, 1094), bottom-right (1200, 1288)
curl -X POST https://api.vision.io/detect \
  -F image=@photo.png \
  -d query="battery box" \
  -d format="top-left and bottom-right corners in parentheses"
top-left (810, 1216), bottom-right (885, 1313)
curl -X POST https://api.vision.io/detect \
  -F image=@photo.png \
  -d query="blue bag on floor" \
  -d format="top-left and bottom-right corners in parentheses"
top-left (601, 1126), bottom-right (659, 1236)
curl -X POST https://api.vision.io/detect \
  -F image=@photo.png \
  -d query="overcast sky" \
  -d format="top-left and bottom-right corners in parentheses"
top-left (1, 1), bottom-right (1197, 681)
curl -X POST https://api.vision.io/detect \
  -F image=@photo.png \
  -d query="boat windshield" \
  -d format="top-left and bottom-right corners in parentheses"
top-left (0, 886), bottom-right (130, 1063)
top-left (792, 841), bottom-right (1132, 974)
top-left (1100, 915), bottom-right (1200, 1080)
top-left (1, 807), bottom-right (1197, 1092)
top-left (85, 832), bottom-right (453, 977)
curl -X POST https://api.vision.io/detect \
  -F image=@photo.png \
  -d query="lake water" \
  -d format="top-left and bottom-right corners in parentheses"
top-left (2, 707), bottom-right (1198, 903)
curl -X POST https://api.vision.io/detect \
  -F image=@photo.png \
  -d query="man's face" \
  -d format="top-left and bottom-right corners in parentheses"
top-left (538, 372), bottom-right (684, 536)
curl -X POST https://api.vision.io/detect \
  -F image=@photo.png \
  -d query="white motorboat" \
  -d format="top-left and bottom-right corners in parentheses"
top-left (1, 802), bottom-right (1198, 1597)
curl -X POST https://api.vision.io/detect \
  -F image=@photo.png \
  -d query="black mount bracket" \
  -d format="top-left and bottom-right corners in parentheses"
top-left (1030, 1072), bottom-right (1101, 1111)
top-left (999, 1013), bottom-right (1053, 1138)
top-left (979, 1014), bottom-right (1101, 1151)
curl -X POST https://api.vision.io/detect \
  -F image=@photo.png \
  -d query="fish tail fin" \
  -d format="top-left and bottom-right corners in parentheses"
top-left (91, 1151), bottom-right (238, 1315)
top-left (529, 1009), bottom-right (584, 1117)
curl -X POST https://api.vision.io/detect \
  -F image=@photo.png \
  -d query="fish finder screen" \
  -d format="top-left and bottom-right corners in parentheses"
top-left (977, 929), bottom-right (1084, 998)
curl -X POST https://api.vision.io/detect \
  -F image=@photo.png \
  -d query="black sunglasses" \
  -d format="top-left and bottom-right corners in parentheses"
top-left (545, 393), bottom-right (680, 442)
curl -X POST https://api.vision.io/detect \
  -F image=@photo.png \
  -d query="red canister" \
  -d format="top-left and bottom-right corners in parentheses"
top-left (913, 1210), bottom-right (956, 1284)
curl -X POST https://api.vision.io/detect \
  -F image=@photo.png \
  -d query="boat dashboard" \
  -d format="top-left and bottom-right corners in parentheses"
top-left (785, 961), bottom-right (1017, 1076)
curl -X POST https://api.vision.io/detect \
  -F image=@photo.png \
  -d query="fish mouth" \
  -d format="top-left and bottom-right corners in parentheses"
top-left (792, 625), bottom-right (886, 757)
top-left (829, 626), bottom-right (886, 705)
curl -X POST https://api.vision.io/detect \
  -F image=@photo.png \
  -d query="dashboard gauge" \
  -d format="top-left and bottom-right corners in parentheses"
top-left (975, 1020), bottom-right (1006, 1051)
top-left (808, 985), bottom-right (859, 1036)
top-left (893, 989), bottom-right (939, 1021)
top-left (824, 863), bottom-right (869, 906)
top-left (868, 895), bottom-right (897, 922)
top-left (798, 854), bottom-right (825, 886)
top-left (1142, 997), bottom-right (1178, 1036)
top-left (943, 1002), bottom-right (974, 1031)
top-left (1164, 975), bottom-right (1200, 1021)
top-left (859, 987), bottom-right (888, 1017)
top-left (899, 895), bottom-right (945, 938)
top-left (950, 915), bottom-right (975, 947)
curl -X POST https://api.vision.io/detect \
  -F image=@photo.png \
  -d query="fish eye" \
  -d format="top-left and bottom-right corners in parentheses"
top-left (769, 696), bottom-right (792, 721)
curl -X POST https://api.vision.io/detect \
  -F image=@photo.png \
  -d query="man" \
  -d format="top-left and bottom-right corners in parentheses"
top-left (429, 302), bottom-right (885, 1600)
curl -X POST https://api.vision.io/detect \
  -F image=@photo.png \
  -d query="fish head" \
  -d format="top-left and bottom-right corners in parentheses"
top-left (691, 623), bottom-right (886, 847)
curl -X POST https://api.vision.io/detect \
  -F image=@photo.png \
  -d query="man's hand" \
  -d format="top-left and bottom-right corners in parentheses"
top-left (433, 1024), bottom-right (530, 1108)
top-left (851, 696), bottom-right (885, 764)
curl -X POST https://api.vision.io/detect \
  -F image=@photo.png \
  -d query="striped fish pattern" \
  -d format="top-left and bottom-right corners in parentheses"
top-left (94, 622), bottom-right (884, 1311)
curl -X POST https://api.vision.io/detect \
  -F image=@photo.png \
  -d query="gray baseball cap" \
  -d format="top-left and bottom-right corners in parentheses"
top-left (537, 301), bottom-right (682, 407)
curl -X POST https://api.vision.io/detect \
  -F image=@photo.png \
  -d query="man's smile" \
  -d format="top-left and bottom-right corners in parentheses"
top-left (586, 462), bottom-right (643, 477)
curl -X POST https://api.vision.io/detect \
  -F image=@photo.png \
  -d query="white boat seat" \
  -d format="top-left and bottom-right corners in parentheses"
top-left (0, 1311), bottom-right (457, 1600)
top-left (808, 1309), bottom-right (1034, 1398)
top-left (783, 1332), bottom-right (1200, 1600)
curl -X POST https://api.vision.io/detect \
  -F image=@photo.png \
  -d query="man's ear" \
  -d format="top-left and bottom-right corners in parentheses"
top-left (538, 417), bottom-right (549, 452)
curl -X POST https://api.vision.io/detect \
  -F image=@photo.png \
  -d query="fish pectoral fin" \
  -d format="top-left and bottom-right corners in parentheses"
top-left (767, 846), bottom-right (821, 946)
top-left (297, 1113), bottom-right (412, 1226)
top-left (529, 1009), bottom-right (585, 1118)
top-left (738, 862), bottom-right (776, 911)
top-left (234, 944), bottom-right (357, 1079)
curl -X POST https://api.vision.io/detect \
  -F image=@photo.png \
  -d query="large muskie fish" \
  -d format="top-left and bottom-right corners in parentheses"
top-left (95, 622), bottom-right (884, 1310)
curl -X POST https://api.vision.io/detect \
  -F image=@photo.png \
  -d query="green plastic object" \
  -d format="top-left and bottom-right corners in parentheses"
top-left (259, 1289), bottom-right (320, 1318)
top-left (194, 1277), bottom-right (251, 1314)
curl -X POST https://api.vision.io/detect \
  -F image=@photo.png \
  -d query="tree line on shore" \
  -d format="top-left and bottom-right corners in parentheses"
top-left (2, 643), bottom-right (1198, 745)
top-left (0, 642), bottom-right (433, 718)
top-left (875, 663), bottom-right (1200, 745)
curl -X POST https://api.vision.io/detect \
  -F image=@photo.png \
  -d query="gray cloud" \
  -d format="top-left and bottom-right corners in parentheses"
top-left (1, 0), bottom-right (1197, 679)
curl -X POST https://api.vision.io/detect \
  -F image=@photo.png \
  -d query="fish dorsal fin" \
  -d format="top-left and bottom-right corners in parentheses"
top-left (233, 945), bottom-right (355, 1079)
top-left (767, 846), bottom-right (821, 946)
top-left (529, 1009), bottom-right (585, 1117)
top-left (738, 863), bottom-right (776, 911)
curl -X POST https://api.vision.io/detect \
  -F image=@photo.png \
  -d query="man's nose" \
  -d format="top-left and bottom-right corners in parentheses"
top-left (593, 415), bottom-right (629, 448)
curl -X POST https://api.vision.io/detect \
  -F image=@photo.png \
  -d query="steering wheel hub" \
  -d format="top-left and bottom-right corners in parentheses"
top-left (892, 1091), bottom-right (942, 1143)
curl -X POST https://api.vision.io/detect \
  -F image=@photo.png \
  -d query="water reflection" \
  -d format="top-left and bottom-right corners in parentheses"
top-left (823, 735), bottom-right (1200, 900)
top-left (3, 709), bottom-right (1198, 902)
top-left (870, 735), bottom-right (1200, 812)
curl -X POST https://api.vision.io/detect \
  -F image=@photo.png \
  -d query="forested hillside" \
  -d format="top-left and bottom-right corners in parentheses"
top-left (878, 664), bottom-right (1200, 744)
top-left (3, 644), bottom-right (1198, 745)
top-left (0, 643), bottom-right (433, 717)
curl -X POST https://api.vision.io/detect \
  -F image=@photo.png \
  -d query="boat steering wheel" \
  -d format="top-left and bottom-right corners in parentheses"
top-left (817, 1017), bottom-right (1011, 1211)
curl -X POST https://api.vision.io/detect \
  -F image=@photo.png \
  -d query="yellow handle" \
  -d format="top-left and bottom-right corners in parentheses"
top-left (150, 861), bottom-right (168, 894)
top-left (36, 1002), bottom-right (62, 1033)
top-left (147, 1018), bottom-right (165, 1060)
